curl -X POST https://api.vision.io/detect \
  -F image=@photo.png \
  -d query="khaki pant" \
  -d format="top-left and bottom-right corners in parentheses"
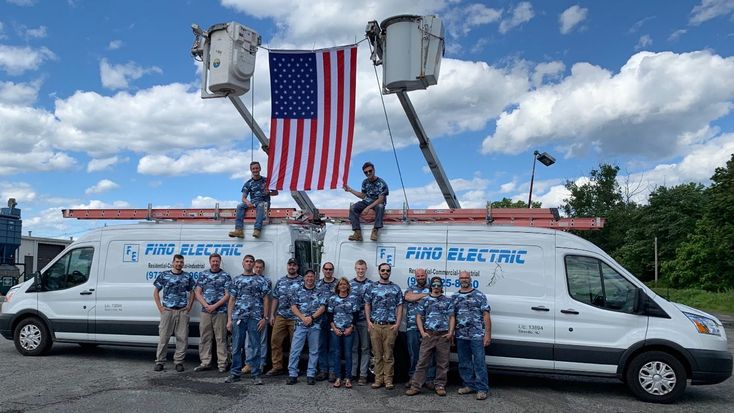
top-left (198, 312), bottom-right (228, 369)
top-left (369, 324), bottom-right (398, 385)
top-left (155, 309), bottom-right (190, 364)
top-left (270, 316), bottom-right (295, 371)
top-left (410, 332), bottom-right (451, 389)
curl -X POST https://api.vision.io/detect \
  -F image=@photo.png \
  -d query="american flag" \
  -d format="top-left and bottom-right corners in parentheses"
top-left (266, 45), bottom-right (357, 191)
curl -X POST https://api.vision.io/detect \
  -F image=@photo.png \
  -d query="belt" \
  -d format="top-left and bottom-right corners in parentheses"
top-left (166, 306), bottom-right (186, 310)
top-left (426, 330), bottom-right (449, 336)
top-left (372, 320), bottom-right (395, 325)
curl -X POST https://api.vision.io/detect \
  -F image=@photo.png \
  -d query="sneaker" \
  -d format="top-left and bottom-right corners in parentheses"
top-left (435, 387), bottom-right (446, 396)
top-left (476, 392), bottom-right (488, 400)
top-left (307, 377), bottom-right (316, 385)
top-left (405, 388), bottom-right (421, 396)
top-left (266, 368), bottom-right (285, 376)
top-left (241, 364), bottom-right (252, 374)
top-left (315, 372), bottom-right (328, 381)
top-left (458, 387), bottom-right (474, 395)
top-left (252, 229), bottom-right (261, 238)
top-left (385, 383), bottom-right (395, 390)
top-left (175, 364), bottom-right (185, 372)
top-left (224, 375), bottom-right (241, 383)
top-left (228, 229), bottom-right (244, 238)
top-left (286, 376), bottom-right (297, 385)
top-left (253, 377), bottom-right (264, 385)
top-left (153, 363), bottom-right (164, 372)
top-left (194, 365), bottom-right (211, 372)
top-left (371, 382), bottom-right (383, 389)
top-left (370, 228), bottom-right (379, 241)
top-left (328, 372), bottom-right (337, 383)
top-left (357, 376), bottom-right (368, 386)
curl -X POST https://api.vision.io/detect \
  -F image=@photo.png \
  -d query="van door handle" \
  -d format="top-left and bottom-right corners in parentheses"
top-left (80, 291), bottom-right (93, 295)
top-left (531, 306), bottom-right (550, 312)
top-left (560, 309), bottom-right (579, 315)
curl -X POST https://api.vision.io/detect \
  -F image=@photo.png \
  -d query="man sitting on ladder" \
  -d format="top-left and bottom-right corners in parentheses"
top-left (230, 161), bottom-right (278, 239)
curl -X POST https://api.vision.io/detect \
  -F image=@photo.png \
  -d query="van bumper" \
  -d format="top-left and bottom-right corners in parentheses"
top-left (0, 313), bottom-right (13, 340)
top-left (689, 348), bottom-right (733, 385)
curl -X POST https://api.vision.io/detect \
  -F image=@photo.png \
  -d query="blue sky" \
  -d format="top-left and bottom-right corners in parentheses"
top-left (1, 0), bottom-right (733, 238)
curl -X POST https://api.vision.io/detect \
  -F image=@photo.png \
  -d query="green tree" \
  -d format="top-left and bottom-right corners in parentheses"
top-left (491, 197), bottom-right (541, 208)
top-left (664, 154), bottom-right (734, 290)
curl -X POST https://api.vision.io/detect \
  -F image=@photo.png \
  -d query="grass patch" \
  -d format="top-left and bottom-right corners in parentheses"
top-left (647, 284), bottom-right (734, 316)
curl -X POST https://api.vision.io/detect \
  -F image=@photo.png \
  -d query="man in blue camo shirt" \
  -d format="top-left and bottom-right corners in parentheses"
top-left (286, 269), bottom-right (327, 385)
top-left (266, 258), bottom-right (302, 376)
top-left (194, 253), bottom-right (232, 373)
top-left (453, 271), bottom-right (492, 401)
top-left (406, 276), bottom-right (455, 397)
top-left (365, 262), bottom-right (403, 390)
top-left (315, 261), bottom-right (338, 381)
top-left (229, 161), bottom-right (278, 239)
top-left (224, 255), bottom-right (271, 384)
top-left (349, 259), bottom-right (373, 385)
top-left (153, 254), bottom-right (195, 372)
top-left (344, 161), bottom-right (389, 241)
top-left (403, 268), bottom-right (435, 388)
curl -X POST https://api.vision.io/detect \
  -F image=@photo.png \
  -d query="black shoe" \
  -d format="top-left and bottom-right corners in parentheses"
top-left (307, 377), bottom-right (316, 385)
top-left (286, 377), bottom-right (297, 385)
top-left (175, 364), bottom-right (185, 372)
top-left (315, 372), bottom-right (328, 381)
top-left (194, 365), bottom-right (212, 372)
top-left (224, 375), bottom-right (241, 383)
top-left (328, 373), bottom-right (337, 383)
top-left (154, 363), bottom-right (164, 372)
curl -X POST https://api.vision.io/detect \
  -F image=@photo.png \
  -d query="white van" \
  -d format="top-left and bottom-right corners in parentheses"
top-left (1, 221), bottom-right (731, 403)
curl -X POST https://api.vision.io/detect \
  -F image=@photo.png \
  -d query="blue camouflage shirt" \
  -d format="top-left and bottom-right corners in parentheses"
top-left (273, 275), bottom-right (303, 319)
top-left (418, 294), bottom-right (455, 332)
top-left (195, 269), bottom-right (232, 314)
top-left (228, 274), bottom-right (271, 320)
top-left (327, 294), bottom-right (359, 330)
top-left (289, 284), bottom-right (326, 327)
top-left (242, 176), bottom-right (270, 205)
top-left (452, 289), bottom-right (491, 340)
top-left (404, 284), bottom-right (430, 331)
top-left (365, 281), bottom-right (404, 323)
top-left (349, 278), bottom-right (374, 322)
top-left (154, 270), bottom-right (194, 309)
top-left (316, 278), bottom-right (337, 302)
top-left (361, 177), bottom-right (389, 205)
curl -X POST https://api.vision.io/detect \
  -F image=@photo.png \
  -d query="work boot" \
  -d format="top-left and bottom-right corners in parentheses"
top-left (348, 230), bottom-right (362, 241)
top-left (252, 229), bottom-right (261, 238)
top-left (228, 228), bottom-right (244, 238)
top-left (370, 228), bottom-right (379, 241)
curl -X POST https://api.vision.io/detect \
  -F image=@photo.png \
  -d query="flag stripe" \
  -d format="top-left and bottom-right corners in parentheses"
top-left (343, 47), bottom-right (357, 187)
top-left (305, 119), bottom-right (317, 190)
top-left (331, 49), bottom-right (345, 189)
top-left (317, 51), bottom-right (331, 190)
top-left (276, 119), bottom-right (290, 190)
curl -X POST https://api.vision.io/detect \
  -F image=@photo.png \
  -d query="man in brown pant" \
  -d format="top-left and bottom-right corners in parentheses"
top-left (364, 263), bottom-right (403, 390)
top-left (266, 258), bottom-right (302, 375)
top-left (193, 253), bottom-right (232, 373)
top-left (153, 254), bottom-right (195, 372)
top-left (406, 276), bottom-right (455, 396)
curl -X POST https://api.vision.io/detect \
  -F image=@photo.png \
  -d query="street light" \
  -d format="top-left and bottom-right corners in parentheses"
top-left (528, 150), bottom-right (556, 208)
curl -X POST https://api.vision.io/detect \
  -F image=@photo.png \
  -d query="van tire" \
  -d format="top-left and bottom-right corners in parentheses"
top-left (13, 317), bottom-right (52, 356)
top-left (625, 351), bottom-right (686, 403)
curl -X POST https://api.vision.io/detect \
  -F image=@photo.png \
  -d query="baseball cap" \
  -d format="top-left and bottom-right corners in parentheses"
top-left (287, 258), bottom-right (298, 265)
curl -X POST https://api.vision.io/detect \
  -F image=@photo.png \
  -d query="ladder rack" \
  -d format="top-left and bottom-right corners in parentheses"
top-left (62, 207), bottom-right (604, 230)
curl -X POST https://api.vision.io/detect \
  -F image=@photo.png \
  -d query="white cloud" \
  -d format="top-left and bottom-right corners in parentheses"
top-left (635, 34), bottom-right (653, 50)
top-left (482, 51), bottom-right (734, 160)
top-left (0, 44), bottom-right (55, 75)
top-left (0, 181), bottom-right (36, 203)
top-left (87, 156), bottom-right (125, 172)
top-left (85, 179), bottom-right (120, 194)
top-left (668, 29), bottom-right (687, 41)
top-left (137, 148), bottom-right (266, 178)
top-left (99, 58), bottom-right (162, 90)
top-left (499, 2), bottom-right (534, 34)
top-left (443, 3), bottom-right (501, 37)
top-left (689, 0), bottom-right (734, 25)
top-left (23, 25), bottom-right (47, 39)
top-left (23, 200), bottom-right (132, 235)
top-left (191, 196), bottom-right (239, 208)
top-left (531, 61), bottom-right (565, 88)
top-left (107, 40), bottom-right (123, 50)
top-left (559, 5), bottom-right (588, 35)
top-left (6, 0), bottom-right (37, 5)
top-left (0, 80), bottom-right (40, 105)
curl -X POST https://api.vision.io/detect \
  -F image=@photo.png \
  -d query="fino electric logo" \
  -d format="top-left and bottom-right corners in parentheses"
top-left (405, 246), bottom-right (527, 264)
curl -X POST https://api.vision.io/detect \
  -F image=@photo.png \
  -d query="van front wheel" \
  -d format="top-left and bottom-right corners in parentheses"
top-left (625, 351), bottom-right (686, 403)
top-left (13, 317), bottom-right (52, 356)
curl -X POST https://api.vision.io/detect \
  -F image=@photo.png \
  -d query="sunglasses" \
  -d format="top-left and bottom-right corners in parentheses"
top-left (431, 282), bottom-right (443, 288)
top-left (379, 269), bottom-right (391, 273)
top-left (363, 169), bottom-right (374, 175)
top-left (323, 267), bottom-right (334, 271)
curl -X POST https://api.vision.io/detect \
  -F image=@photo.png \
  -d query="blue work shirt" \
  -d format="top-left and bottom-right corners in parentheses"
top-left (195, 269), bottom-right (232, 314)
top-left (316, 278), bottom-right (338, 302)
top-left (242, 176), bottom-right (270, 205)
top-left (228, 274), bottom-right (271, 320)
top-left (289, 284), bottom-right (326, 327)
top-left (154, 270), bottom-right (194, 309)
top-left (452, 289), bottom-right (491, 340)
top-left (404, 283), bottom-right (430, 331)
top-left (418, 294), bottom-right (455, 332)
top-left (272, 274), bottom-right (303, 319)
top-left (365, 281), bottom-right (403, 323)
top-left (349, 278), bottom-right (374, 322)
top-left (361, 177), bottom-right (389, 205)
top-left (327, 294), bottom-right (359, 330)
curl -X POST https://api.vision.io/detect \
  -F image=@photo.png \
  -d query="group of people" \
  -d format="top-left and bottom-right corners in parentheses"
top-left (152, 255), bottom-right (492, 400)
top-left (229, 161), bottom-right (389, 242)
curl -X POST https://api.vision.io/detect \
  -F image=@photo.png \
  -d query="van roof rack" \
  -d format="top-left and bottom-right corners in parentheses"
top-left (62, 204), bottom-right (604, 230)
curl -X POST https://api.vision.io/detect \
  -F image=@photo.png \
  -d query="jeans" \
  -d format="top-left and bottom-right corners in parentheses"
top-left (318, 316), bottom-right (332, 373)
top-left (235, 202), bottom-right (267, 230)
top-left (288, 324), bottom-right (320, 378)
top-left (349, 200), bottom-right (385, 230)
top-left (230, 317), bottom-right (263, 378)
top-left (456, 338), bottom-right (489, 393)
top-left (351, 319), bottom-right (371, 378)
top-left (245, 323), bottom-right (269, 369)
top-left (329, 329), bottom-right (354, 380)
top-left (407, 329), bottom-right (435, 381)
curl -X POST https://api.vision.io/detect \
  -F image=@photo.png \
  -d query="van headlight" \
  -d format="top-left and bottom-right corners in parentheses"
top-left (684, 312), bottom-right (721, 336)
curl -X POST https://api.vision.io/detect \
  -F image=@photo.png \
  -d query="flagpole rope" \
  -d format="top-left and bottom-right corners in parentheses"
top-left (251, 73), bottom-right (255, 162)
top-left (258, 37), bottom-right (368, 52)
top-left (367, 37), bottom-right (410, 211)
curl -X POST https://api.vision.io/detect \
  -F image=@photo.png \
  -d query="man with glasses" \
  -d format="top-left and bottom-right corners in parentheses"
top-left (286, 269), bottom-right (327, 385)
top-left (267, 258), bottom-right (302, 376)
top-left (403, 268), bottom-right (435, 388)
top-left (316, 262), bottom-right (338, 381)
top-left (405, 276), bottom-right (455, 397)
top-left (343, 161), bottom-right (389, 241)
top-left (364, 263), bottom-right (403, 390)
